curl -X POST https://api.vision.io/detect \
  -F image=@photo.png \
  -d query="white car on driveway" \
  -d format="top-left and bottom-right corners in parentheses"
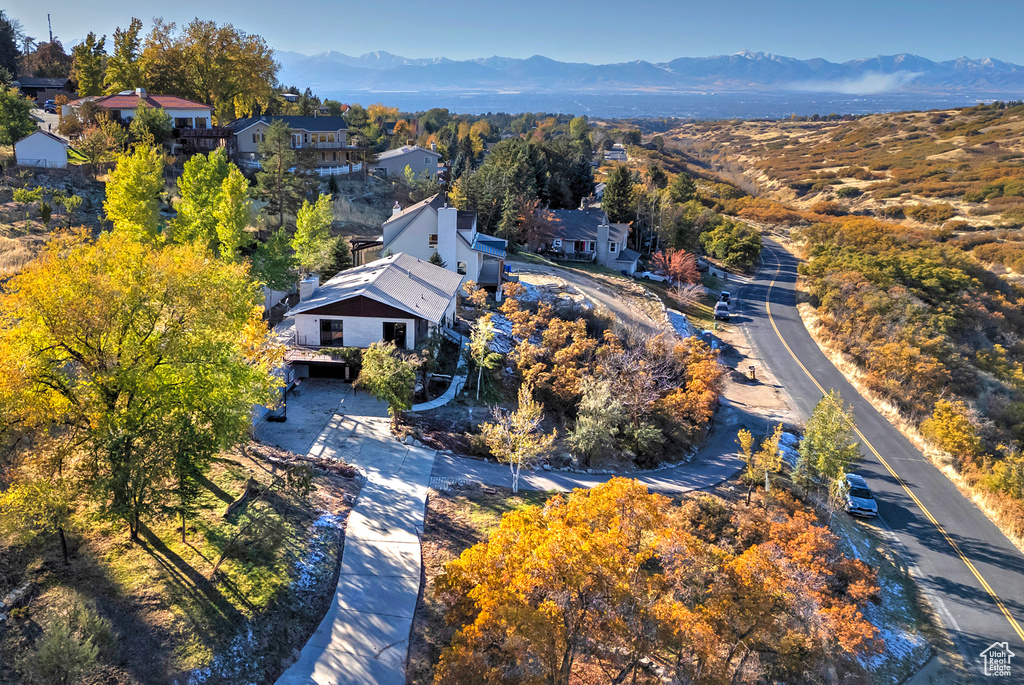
top-left (635, 271), bottom-right (670, 283)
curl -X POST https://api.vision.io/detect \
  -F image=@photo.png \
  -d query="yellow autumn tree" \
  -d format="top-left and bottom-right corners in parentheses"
top-left (0, 230), bottom-right (280, 540)
top-left (921, 398), bottom-right (982, 465)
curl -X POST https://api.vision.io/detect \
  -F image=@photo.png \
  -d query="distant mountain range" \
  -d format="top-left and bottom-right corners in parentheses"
top-left (276, 50), bottom-right (1024, 97)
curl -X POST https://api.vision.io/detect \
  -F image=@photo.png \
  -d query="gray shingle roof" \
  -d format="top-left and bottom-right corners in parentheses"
top-left (615, 248), bottom-right (641, 264)
top-left (287, 253), bottom-right (461, 323)
top-left (228, 115), bottom-right (348, 133)
top-left (377, 145), bottom-right (440, 161)
top-left (545, 209), bottom-right (629, 243)
top-left (384, 193), bottom-right (446, 226)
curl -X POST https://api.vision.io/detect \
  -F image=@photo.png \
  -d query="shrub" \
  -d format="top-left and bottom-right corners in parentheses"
top-left (905, 203), bottom-right (956, 224)
top-left (876, 205), bottom-right (906, 219)
top-left (19, 594), bottom-right (114, 685)
top-left (835, 186), bottom-right (863, 198)
top-left (12, 187), bottom-right (43, 204)
top-left (809, 201), bottom-right (846, 216)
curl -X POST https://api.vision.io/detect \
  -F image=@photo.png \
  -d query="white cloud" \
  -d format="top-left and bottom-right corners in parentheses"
top-left (786, 71), bottom-right (923, 94)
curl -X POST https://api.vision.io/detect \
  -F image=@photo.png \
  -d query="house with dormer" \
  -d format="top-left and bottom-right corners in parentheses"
top-left (370, 193), bottom-right (508, 299)
top-left (287, 252), bottom-right (461, 353)
top-left (538, 208), bottom-right (640, 274)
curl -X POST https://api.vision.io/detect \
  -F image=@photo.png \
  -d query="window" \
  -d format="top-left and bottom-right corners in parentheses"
top-left (425, 157), bottom-right (431, 165)
top-left (252, 133), bottom-right (259, 144)
top-left (428, 233), bottom-right (438, 248)
top-left (304, 133), bottom-right (309, 143)
top-left (383, 322), bottom-right (408, 349)
top-left (194, 117), bottom-right (207, 129)
top-left (457, 261), bottom-right (467, 275)
top-left (609, 242), bottom-right (617, 253)
top-left (319, 319), bottom-right (344, 347)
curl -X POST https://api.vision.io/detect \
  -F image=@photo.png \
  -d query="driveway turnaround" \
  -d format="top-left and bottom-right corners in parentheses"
top-left (277, 387), bottom-right (436, 685)
top-left (430, 394), bottom-right (759, 494)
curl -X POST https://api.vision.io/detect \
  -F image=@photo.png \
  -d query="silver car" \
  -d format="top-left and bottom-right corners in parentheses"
top-left (844, 473), bottom-right (878, 518)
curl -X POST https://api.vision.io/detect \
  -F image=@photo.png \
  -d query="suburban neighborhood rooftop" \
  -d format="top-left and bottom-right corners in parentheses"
top-left (287, 252), bottom-right (463, 323)
top-left (68, 91), bottom-right (211, 110)
top-left (546, 208), bottom-right (629, 242)
top-left (228, 114), bottom-right (350, 133)
top-left (376, 144), bottom-right (440, 161)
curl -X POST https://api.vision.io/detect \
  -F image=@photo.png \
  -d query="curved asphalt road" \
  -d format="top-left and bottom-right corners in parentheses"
top-left (747, 238), bottom-right (1024, 682)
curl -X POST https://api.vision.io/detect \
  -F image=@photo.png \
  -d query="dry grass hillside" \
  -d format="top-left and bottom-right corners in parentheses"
top-left (662, 102), bottom-right (1024, 232)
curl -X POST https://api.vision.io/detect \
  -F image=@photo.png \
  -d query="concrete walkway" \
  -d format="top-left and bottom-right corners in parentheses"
top-left (410, 333), bottom-right (469, 412)
top-left (277, 387), bottom-right (436, 685)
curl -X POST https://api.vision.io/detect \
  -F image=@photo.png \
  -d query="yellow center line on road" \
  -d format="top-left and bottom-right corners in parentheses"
top-left (761, 245), bottom-right (1024, 644)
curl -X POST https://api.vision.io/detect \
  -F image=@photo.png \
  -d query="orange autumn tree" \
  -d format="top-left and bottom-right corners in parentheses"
top-left (433, 479), bottom-right (880, 685)
top-left (652, 248), bottom-right (701, 284)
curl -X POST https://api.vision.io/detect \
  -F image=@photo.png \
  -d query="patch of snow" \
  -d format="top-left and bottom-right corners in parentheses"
top-left (313, 512), bottom-right (343, 528)
top-left (778, 431), bottom-right (799, 448)
top-left (778, 431), bottom-right (800, 468)
top-left (666, 309), bottom-right (694, 338)
top-left (295, 511), bottom-right (342, 592)
top-left (857, 627), bottom-right (930, 676)
top-left (518, 281), bottom-right (542, 302)
top-left (189, 627), bottom-right (258, 685)
top-left (490, 313), bottom-right (515, 354)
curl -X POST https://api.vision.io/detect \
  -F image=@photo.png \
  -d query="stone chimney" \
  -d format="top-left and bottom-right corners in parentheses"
top-left (596, 217), bottom-right (610, 266)
top-left (298, 275), bottom-right (320, 302)
top-left (392, 201), bottom-right (402, 217)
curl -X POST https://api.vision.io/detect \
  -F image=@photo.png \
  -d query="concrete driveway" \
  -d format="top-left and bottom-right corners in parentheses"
top-left (276, 385), bottom-right (437, 685)
top-left (254, 378), bottom-right (350, 455)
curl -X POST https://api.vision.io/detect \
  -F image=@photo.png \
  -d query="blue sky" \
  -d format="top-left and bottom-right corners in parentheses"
top-left (9, 0), bottom-right (1024, 64)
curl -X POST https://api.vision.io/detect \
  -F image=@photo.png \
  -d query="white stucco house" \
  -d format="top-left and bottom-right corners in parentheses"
top-left (538, 209), bottom-right (640, 274)
top-left (65, 88), bottom-right (212, 129)
top-left (14, 130), bottom-right (68, 169)
top-left (372, 193), bottom-right (508, 299)
top-left (287, 253), bottom-right (461, 353)
top-left (375, 144), bottom-right (441, 178)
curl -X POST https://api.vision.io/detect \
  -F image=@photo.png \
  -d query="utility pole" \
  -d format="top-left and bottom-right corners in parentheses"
top-left (47, 14), bottom-right (53, 43)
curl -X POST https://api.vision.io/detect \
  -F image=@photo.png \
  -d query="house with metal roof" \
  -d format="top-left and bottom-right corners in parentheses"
top-left (228, 115), bottom-right (356, 168)
top-left (287, 253), bottom-right (461, 355)
top-left (14, 76), bottom-right (75, 102)
top-left (538, 209), bottom-right (640, 274)
top-left (375, 144), bottom-right (441, 178)
top-left (373, 193), bottom-right (508, 299)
